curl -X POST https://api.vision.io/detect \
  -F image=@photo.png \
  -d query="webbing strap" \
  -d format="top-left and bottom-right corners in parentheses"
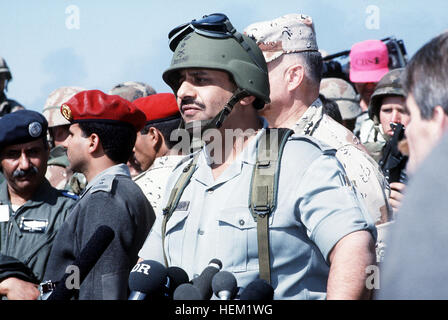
top-left (161, 152), bottom-right (200, 267)
top-left (249, 128), bottom-right (293, 284)
top-left (161, 128), bottom-right (293, 283)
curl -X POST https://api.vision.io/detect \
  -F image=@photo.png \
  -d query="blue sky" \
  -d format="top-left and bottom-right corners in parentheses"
top-left (1, 0), bottom-right (447, 112)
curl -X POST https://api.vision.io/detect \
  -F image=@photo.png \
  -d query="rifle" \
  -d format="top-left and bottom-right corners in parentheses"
top-left (378, 122), bottom-right (408, 184)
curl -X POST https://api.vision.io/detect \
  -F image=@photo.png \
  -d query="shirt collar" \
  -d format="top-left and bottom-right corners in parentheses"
top-left (294, 98), bottom-right (324, 135)
top-left (194, 117), bottom-right (268, 187)
top-left (82, 163), bottom-right (130, 194)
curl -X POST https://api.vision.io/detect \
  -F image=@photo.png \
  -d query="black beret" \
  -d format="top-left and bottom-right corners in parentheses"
top-left (0, 110), bottom-right (48, 149)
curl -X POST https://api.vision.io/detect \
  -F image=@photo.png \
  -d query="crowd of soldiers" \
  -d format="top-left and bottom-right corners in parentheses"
top-left (0, 12), bottom-right (447, 300)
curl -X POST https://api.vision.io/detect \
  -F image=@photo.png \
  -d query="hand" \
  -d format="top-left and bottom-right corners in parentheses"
top-left (389, 182), bottom-right (406, 214)
top-left (0, 277), bottom-right (40, 300)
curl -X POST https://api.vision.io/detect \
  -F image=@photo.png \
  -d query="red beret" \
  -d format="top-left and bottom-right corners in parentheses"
top-left (60, 90), bottom-right (146, 131)
top-left (133, 93), bottom-right (180, 125)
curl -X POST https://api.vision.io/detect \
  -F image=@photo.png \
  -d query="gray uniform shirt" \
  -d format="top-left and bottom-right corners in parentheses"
top-left (139, 124), bottom-right (376, 299)
top-left (44, 164), bottom-right (155, 300)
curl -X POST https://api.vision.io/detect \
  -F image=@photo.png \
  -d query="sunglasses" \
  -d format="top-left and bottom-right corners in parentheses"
top-left (168, 13), bottom-right (266, 73)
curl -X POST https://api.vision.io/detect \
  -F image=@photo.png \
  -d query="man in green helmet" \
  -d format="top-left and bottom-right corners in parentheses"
top-left (138, 13), bottom-right (376, 300)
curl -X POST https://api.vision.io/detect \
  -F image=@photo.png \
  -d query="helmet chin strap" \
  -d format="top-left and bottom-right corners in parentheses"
top-left (179, 88), bottom-right (250, 152)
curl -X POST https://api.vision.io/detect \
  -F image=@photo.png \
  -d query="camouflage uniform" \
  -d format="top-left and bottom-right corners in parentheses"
top-left (360, 68), bottom-right (407, 261)
top-left (245, 14), bottom-right (391, 262)
top-left (42, 87), bottom-right (87, 195)
top-left (133, 155), bottom-right (186, 214)
top-left (0, 57), bottom-right (24, 117)
top-left (108, 81), bottom-right (156, 102)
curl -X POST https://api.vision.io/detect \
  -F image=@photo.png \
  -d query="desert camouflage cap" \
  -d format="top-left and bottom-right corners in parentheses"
top-left (369, 68), bottom-right (406, 123)
top-left (320, 78), bottom-right (361, 120)
top-left (108, 81), bottom-right (156, 102)
top-left (244, 13), bottom-right (318, 63)
top-left (43, 86), bottom-right (86, 127)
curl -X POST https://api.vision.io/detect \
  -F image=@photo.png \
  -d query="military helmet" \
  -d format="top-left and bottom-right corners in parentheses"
top-left (320, 77), bottom-right (361, 120)
top-left (369, 68), bottom-right (406, 124)
top-left (108, 81), bottom-right (157, 102)
top-left (163, 31), bottom-right (270, 109)
top-left (43, 86), bottom-right (86, 127)
top-left (0, 57), bottom-right (12, 82)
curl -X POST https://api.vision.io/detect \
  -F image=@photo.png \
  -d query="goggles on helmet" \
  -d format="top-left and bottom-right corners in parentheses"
top-left (168, 13), bottom-right (266, 74)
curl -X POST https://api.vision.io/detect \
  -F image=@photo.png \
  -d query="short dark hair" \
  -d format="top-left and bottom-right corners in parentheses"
top-left (404, 32), bottom-right (448, 120)
top-left (320, 94), bottom-right (343, 124)
top-left (283, 51), bottom-right (322, 86)
top-left (79, 122), bottom-right (136, 164)
top-left (145, 116), bottom-right (182, 149)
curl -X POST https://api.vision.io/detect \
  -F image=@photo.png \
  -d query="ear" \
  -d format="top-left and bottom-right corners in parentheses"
top-left (87, 133), bottom-right (101, 154)
top-left (240, 95), bottom-right (256, 106)
top-left (433, 105), bottom-right (448, 135)
top-left (285, 64), bottom-right (305, 91)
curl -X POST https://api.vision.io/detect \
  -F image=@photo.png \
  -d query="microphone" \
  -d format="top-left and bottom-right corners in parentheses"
top-left (173, 283), bottom-right (202, 300)
top-left (191, 259), bottom-right (222, 300)
top-left (128, 260), bottom-right (168, 300)
top-left (212, 271), bottom-right (238, 300)
top-left (47, 225), bottom-right (115, 300)
top-left (173, 259), bottom-right (222, 300)
top-left (239, 279), bottom-right (274, 301)
top-left (165, 266), bottom-right (189, 298)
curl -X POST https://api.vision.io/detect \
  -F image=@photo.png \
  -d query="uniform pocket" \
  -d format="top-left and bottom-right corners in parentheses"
top-left (217, 207), bottom-right (259, 273)
top-left (165, 210), bottom-right (190, 261)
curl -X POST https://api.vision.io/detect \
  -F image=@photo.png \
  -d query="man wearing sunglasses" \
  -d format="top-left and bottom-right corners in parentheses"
top-left (139, 13), bottom-right (376, 300)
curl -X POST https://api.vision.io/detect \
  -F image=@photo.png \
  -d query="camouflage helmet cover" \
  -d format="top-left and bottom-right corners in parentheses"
top-left (320, 77), bottom-right (362, 120)
top-left (163, 31), bottom-right (270, 109)
top-left (369, 68), bottom-right (406, 123)
top-left (108, 81), bottom-right (157, 102)
top-left (0, 57), bottom-right (12, 81)
top-left (43, 86), bottom-right (86, 127)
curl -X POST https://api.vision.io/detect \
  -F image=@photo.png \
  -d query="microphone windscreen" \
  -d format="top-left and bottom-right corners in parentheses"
top-left (47, 225), bottom-right (115, 300)
top-left (191, 258), bottom-right (223, 300)
top-left (239, 279), bottom-right (274, 301)
top-left (212, 271), bottom-right (237, 299)
top-left (167, 266), bottom-right (189, 292)
top-left (128, 260), bottom-right (168, 294)
top-left (173, 283), bottom-right (202, 300)
top-left (209, 259), bottom-right (222, 270)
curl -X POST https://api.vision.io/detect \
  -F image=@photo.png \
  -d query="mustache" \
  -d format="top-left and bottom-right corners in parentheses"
top-left (12, 166), bottom-right (38, 178)
top-left (179, 98), bottom-right (206, 111)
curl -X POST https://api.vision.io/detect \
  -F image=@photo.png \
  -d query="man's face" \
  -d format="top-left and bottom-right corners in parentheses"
top-left (379, 96), bottom-right (410, 137)
top-left (262, 57), bottom-right (289, 114)
top-left (50, 125), bottom-right (70, 147)
top-left (405, 94), bottom-right (440, 173)
top-left (133, 128), bottom-right (157, 171)
top-left (355, 82), bottom-right (377, 103)
top-left (176, 68), bottom-right (236, 123)
top-left (0, 139), bottom-right (49, 195)
top-left (62, 123), bottom-right (90, 174)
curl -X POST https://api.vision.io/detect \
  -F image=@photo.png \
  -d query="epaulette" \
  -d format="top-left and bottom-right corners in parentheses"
top-left (60, 190), bottom-right (79, 200)
top-left (90, 175), bottom-right (115, 194)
